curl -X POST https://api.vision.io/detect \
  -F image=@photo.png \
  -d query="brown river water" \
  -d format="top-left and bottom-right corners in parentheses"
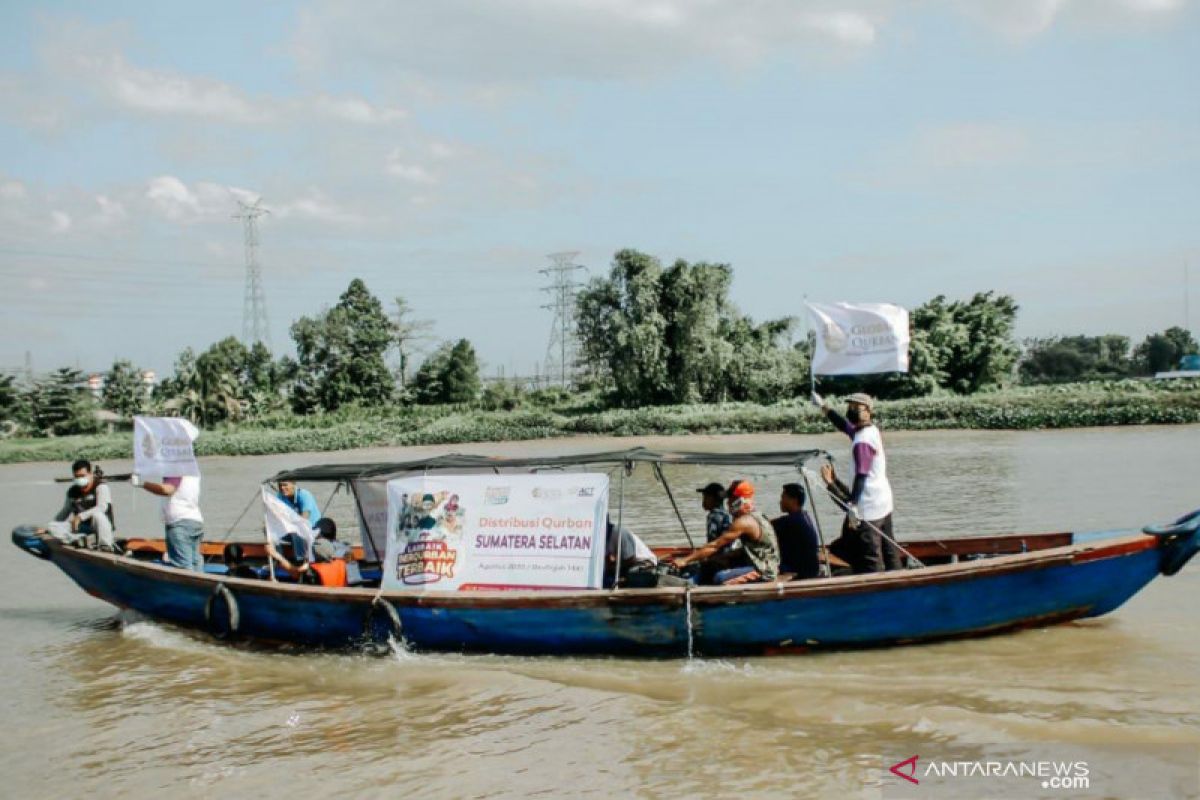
top-left (1, 427), bottom-right (1198, 798)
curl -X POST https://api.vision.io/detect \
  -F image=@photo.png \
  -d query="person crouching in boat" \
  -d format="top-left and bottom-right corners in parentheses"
top-left (51, 459), bottom-right (117, 552)
top-left (131, 472), bottom-right (205, 572)
top-left (604, 519), bottom-right (658, 588)
top-left (276, 479), bottom-right (321, 561)
top-left (271, 518), bottom-right (359, 587)
top-left (811, 391), bottom-right (901, 572)
top-left (668, 480), bottom-right (780, 585)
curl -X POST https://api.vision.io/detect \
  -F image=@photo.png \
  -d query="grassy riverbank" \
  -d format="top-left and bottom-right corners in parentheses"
top-left (2, 379), bottom-right (1198, 465)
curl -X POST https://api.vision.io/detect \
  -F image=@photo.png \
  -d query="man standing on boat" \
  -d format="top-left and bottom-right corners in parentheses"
top-left (131, 473), bottom-right (205, 572)
top-left (811, 392), bottom-right (902, 571)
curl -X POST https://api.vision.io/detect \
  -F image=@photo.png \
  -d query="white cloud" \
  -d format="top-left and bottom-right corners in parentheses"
top-left (273, 188), bottom-right (364, 225)
top-left (50, 210), bottom-right (72, 233)
top-left (915, 123), bottom-right (1030, 169)
top-left (145, 175), bottom-right (261, 223)
top-left (288, 1), bottom-right (885, 86)
top-left (803, 10), bottom-right (878, 46)
top-left (19, 21), bottom-right (408, 130)
top-left (93, 194), bottom-right (127, 225)
top-left (94, 54), bottom-right (266, 123)
top-left (429, 141), bottom-right (456, 160)
top-left (0, 180), bottom-right (28, 201)
top-left (958, 0), bottom-right (1186, 39)
top-left (385, 149), bottom-right (438, 184)
top-left (310, 94), bottom-right (406, 124)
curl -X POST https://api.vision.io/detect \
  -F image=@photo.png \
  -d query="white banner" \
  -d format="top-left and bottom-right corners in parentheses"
top-left (133, 415), bottom-right (200, 477)
top-left (262, 485), bottom-right (316, 551)
top-left (382, 473), bottom-right (609, 591)
top-left (807, 302), bottom-right (910, 376)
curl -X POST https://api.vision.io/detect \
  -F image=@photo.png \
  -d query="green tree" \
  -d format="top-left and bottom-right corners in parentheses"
top-left (27, 367), bottom-right (99, 436)
top-left (291, 279), bottom-right (395, 412)
top-left (577, 249), bottom-right (671, 406)
top-left (939, 292), bottom-right (1020, 393)
top-left (1133, 326), bottom-right (1199, 374)
top-left (102, 359), bottom-right (147, 417)
top-left (0, 374), bottom-right (23, 432)
top-left (576, 249), bottom-right (804, 406)
top-left (412, 339), bottom-right (482, 404)
top-left (392, 295), bottom-right (433, 392)
top-left (1019, 335), bottom-right (1131, 384)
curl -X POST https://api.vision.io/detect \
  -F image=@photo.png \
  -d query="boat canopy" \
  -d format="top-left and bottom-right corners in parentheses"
top-left (267, 446), bottom-right (832, 483)
top-left (267, 446), bottom-right (832, 562)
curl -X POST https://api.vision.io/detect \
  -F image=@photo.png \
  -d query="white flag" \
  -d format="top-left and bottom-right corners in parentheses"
top-left (807, 302), bottom-right (910, 376)
top-left (133, 415), bottom-right (200, 477)
top-left (262, 485), bottom-right (316, 552)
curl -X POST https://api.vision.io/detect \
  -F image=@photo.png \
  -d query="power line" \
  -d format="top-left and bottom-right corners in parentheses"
top-left (233, 199), bottom-right (271, 351)
top-left (539, 251), bottom-right (586, 387)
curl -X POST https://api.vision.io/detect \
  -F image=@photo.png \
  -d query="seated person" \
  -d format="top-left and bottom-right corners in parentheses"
top-left (604, 518), bottom-right (657, 588)
top-left (697, 482), bottom-right (733, 543)
top-left (308, 518), bottom-right (363, 587)
top-left (276, 479), bottom-right (321, 560)
top-left (222, 543), bottom-right (262, 579)
top-left (771, 483), bottom-right (822, 579)
top-left (54, 459), bottom-right (117, 552)
top-left (668, 480), bottom-right (780, 585)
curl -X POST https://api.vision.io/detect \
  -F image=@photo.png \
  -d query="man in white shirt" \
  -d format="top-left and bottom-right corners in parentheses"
top-left (133, 474), bottom-right (205, 572)
top-left (812, 392), bottom-right (901, 572)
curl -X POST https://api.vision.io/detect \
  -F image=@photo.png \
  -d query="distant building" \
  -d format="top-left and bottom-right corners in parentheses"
top-left (1154, 354), bottom-right (1200, 380)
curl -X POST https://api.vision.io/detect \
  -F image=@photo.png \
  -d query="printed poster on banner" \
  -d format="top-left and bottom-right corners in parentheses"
top-left (133, 415), bottom-right (201, 477)
top-left (381, 473), bottom-right (609, 591)
top-left (806, 302), bottom-right (910, 376)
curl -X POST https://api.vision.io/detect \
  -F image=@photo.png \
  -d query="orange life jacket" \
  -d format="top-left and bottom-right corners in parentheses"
top-left (310, 559), bottom-right (348, 588)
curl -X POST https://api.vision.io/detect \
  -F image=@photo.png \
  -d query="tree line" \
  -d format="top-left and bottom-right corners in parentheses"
top-left (1, 250), bottom-right (1196, 437)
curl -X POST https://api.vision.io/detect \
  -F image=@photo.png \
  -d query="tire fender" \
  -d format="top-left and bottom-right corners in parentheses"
top-left (204, 583), bottom-right (240, 639)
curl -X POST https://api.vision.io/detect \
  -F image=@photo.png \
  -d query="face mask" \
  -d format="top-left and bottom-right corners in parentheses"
top-left (846, 407), bottom-right (864, 425)
top-left (73, 476), bottom-right (90, 487)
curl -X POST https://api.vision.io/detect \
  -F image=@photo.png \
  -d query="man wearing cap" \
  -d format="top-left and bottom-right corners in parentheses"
top-left (811, 391), bottom-right (901, 572)
top-left (697, 482), bottom-right (733, 545)
top-left (669, 480), bottom-right (780, 584)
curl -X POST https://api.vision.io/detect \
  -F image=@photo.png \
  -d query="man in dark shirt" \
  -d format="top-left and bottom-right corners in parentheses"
top-left (697, 482), bottom-right (732, 543)
top-left (771, 483), bottom-right (822, 579)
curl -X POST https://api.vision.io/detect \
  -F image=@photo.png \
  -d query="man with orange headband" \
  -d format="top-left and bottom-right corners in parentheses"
top-left (669, 480), bottom-right (780, 585)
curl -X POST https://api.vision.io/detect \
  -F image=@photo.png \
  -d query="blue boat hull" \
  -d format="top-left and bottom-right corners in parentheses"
top-left (16, 523), bottom-right (1196, 657)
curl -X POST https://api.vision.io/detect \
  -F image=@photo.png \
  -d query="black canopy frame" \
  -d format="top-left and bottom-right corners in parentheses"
top-left (267, 446), bottom-right (832, 484)
top-left (264, 446), bottom-right (836, 579)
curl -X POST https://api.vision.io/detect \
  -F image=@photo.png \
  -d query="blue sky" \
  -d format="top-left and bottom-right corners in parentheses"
top-left (1, 0), bottom-right (1197, 379)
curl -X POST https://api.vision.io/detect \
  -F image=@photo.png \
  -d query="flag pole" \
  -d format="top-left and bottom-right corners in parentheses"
top-left (805, 298), bottom-right (817, 400)
top-left (260, 486), bottom-right (278, 583)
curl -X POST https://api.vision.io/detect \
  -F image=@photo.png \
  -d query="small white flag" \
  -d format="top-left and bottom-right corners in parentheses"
top-left (806, 302), bottom-right (910, 376)
top-left (133, 416), bottom-right (200, 477)
top-left (262, 485), bottom-right (316, 552)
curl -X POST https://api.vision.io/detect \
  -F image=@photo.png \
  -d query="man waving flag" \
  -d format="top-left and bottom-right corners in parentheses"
top-left (805, 301), bottom-right (910, 576)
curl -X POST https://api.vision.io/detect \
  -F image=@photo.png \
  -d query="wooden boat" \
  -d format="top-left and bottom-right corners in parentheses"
top-left (12, 447), bottom-right (1200, 657)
